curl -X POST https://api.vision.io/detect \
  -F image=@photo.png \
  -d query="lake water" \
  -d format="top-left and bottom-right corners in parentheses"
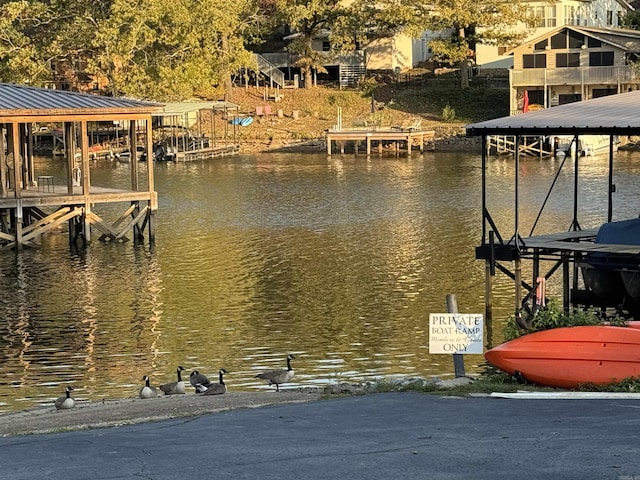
top-left (1, 150), bottom-right (638, 413)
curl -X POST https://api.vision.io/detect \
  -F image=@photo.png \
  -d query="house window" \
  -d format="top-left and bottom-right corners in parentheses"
top-left (587, 37), bottom-right (602, 48)
top-left (617, 11), bottom-right (624, 26)
top-left (530, 5), bottom-right (556, 27)
top-left (589, 51), bottom-right (614, 66)
top-left (548, 6), bottom-right (557, 27)
top-left (534, 40), bottom-right (548, 51)
top-left (551, 32), bottom-right (567, 49)
top-left (607, 10), bottom-right (613, 25)
top-left (532, 6), bottom-right (545, 27)
top-left (593, 88), bottom-right (617, 98)
top-left (564, 6), bottom-right (578, 25)
top-left (568, 31), bottom-right (583, 49)
top-left (528, 89), bottom-right (545, 105)
top-left (322, 41), bottom-right (331, 51)
top-left (556, 52), bottom-right (580, 67)
top-left (523, 54), bottom-right (547, 68)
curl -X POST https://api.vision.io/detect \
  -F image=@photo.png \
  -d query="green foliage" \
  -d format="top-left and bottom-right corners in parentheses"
top-left (0, 0), bottom-right (534, 97)
top-left (441, 104), bottom-right (455, 122)
top-left (0, 0), bottom-right (266, 100)
top-left (382, 80), bottom-right (509, 122)
top-left (501, 300), bottom-right (627, 342)
top-left (274, 0), bottom-right (346, 88)
top-left (326, 92), bottom-right (361, 108)
top-left (357, 76), bottom-right (378, 96)
top-left (621, 10), bottom-right (640, 30)
top-left (579, 376), bottom-right (640, 392)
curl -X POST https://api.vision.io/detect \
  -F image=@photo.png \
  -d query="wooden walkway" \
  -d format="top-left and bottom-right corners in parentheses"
top-left (325, 128), bottom-right (435, 156)
top-left (173, 144), bottom-right (240, 161)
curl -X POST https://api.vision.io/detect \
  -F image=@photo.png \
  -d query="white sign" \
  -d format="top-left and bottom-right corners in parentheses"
top-left (429, 313), bottom-right (483, 354)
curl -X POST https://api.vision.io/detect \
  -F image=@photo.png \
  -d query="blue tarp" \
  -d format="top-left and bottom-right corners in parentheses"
top-left (595, 218), bottom-right (640, 245)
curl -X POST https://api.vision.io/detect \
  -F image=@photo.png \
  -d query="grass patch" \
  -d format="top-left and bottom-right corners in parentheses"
top-left (365, 371), bottom-right (640, 397)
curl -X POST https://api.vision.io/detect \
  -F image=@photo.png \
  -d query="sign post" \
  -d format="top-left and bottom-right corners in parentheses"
top-left (429, 294), bottom-right (484, 377)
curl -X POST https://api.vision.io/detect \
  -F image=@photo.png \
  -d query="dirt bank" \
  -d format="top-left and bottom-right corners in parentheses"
top-left (218, 86), bottom-right (473, 155)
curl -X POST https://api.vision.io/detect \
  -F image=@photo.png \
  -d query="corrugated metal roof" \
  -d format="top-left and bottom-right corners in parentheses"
top-left (466, 90), bottom-right (640, 136)
top-left (161, 101), bottom-right (240, 115)
top-left (0, 83), bottom-right (163, 116)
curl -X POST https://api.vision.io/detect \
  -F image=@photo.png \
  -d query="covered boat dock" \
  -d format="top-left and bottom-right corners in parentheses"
top-left (0, 83), bottom-right (163, 250)
top-left (466, 90), bottom-right (640, 330)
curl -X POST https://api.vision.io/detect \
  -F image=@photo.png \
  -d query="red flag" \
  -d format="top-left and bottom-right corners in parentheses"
top-left (523, 90), bottom-right (530, 113)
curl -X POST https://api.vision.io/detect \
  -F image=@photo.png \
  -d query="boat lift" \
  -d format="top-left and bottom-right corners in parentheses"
top-left (466, 91), bottom-right (640, 334)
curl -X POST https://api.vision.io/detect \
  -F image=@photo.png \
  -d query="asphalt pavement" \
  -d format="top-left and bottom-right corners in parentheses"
top-left (1, 392), bottom-right (639, 480)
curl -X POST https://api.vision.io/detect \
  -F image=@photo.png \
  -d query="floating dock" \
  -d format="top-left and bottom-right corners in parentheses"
top-left (172, 144), bottom-right (240, 161)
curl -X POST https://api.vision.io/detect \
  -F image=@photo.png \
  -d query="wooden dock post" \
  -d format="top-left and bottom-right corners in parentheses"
top-left (446, 294), bottom-right (466, 378)
top-left (325, 128), bottom-right (435, 157)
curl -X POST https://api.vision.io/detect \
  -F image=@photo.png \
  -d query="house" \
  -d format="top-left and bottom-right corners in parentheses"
top-left (475, 0), bottom-right (634, 69)
top-left (507, 25), bottom-right (640, 114)
top-left (258, 30), bottom-right (418, 88)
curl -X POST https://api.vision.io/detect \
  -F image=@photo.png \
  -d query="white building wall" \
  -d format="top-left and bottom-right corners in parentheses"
top-left (365, 34), bottom-right (414, 71)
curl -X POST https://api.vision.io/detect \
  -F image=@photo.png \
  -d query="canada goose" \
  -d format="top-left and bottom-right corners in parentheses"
top-left (54, 386), bottom-right (75, 410)
top-left (139, 375), bottom-right (158, 399)
top-left (201, 369), bottom-right (228, 395)
top-left (159, 366), bottom-right (186, 395)
top-left (255, 354), bottom-right (294, 392)
top-left (190, 370), bottom-right (211, 393)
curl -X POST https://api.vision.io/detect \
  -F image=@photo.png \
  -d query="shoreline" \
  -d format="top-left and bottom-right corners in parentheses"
top-left (0, 378), bottom-right (475, 437)
top-left (0, 389), bottom-right (327, 437)
top-left (236, 133), bottom-right (481, 155)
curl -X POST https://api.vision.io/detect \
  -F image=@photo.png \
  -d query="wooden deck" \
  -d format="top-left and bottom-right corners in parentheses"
top-left (1, 185), bottom-right (151, 207)
top-left (0, 185), bottom-right (156, 249)
top-left (325, 128), bottom-right (435, 156)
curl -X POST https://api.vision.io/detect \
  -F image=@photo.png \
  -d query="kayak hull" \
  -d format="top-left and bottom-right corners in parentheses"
top-left (485, 325), bottom-right (640, 389)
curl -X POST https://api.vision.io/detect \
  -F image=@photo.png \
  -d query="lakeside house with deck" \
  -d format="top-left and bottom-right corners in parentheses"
top-left (507, 25), bottom-right (640, 115)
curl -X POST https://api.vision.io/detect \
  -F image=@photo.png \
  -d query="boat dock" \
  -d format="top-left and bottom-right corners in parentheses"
top-left (489, 135), bottom-right (553, 156)
top-left (466, 91), bottom-right (640, 333)
top-left (172, 144), bottom-right (240, 161)
top-left (325, 127), bottom-right (435, 156)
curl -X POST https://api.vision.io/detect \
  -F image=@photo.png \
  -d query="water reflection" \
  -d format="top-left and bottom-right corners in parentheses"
top-left (1, 151), bottom-right (636, 413)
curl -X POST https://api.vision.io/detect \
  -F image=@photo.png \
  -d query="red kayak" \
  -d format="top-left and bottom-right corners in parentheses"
top-left (485, 325), bottom-right (640, 389)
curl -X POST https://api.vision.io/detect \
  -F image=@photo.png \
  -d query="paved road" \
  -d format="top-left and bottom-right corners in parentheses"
top-left (1, 392), bottom-right (639, 480)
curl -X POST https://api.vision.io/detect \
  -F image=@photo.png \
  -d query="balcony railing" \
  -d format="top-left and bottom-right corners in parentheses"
top-left (510, 66), bottom-right (640, 86)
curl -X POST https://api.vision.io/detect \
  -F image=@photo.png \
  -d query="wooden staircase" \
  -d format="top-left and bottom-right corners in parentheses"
top-left (253, 54), bottom-right (285, 88)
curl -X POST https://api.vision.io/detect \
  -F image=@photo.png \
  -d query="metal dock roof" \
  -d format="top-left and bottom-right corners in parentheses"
top-left (466, 89), bottom-right (640, 136)
top-left (0, 83), bottom-right (163, 117)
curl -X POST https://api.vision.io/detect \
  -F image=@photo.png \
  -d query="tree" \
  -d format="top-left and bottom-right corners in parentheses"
top-left (89, 0), bottom-right (263, 100)
top-left (621, 10), bottom-right (640, 30)
top-left (273, 0), bottom-right (348, 88)
top-left (0, 0), bottom-right (268, 100)
top-left (0, 1), bottom-right (115, 87)
top-left (419, 0), bottom-right (535, 88)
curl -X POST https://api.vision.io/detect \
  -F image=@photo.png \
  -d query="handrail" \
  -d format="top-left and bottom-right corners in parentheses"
top-left (253, 53), bottom-right (285, 87)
